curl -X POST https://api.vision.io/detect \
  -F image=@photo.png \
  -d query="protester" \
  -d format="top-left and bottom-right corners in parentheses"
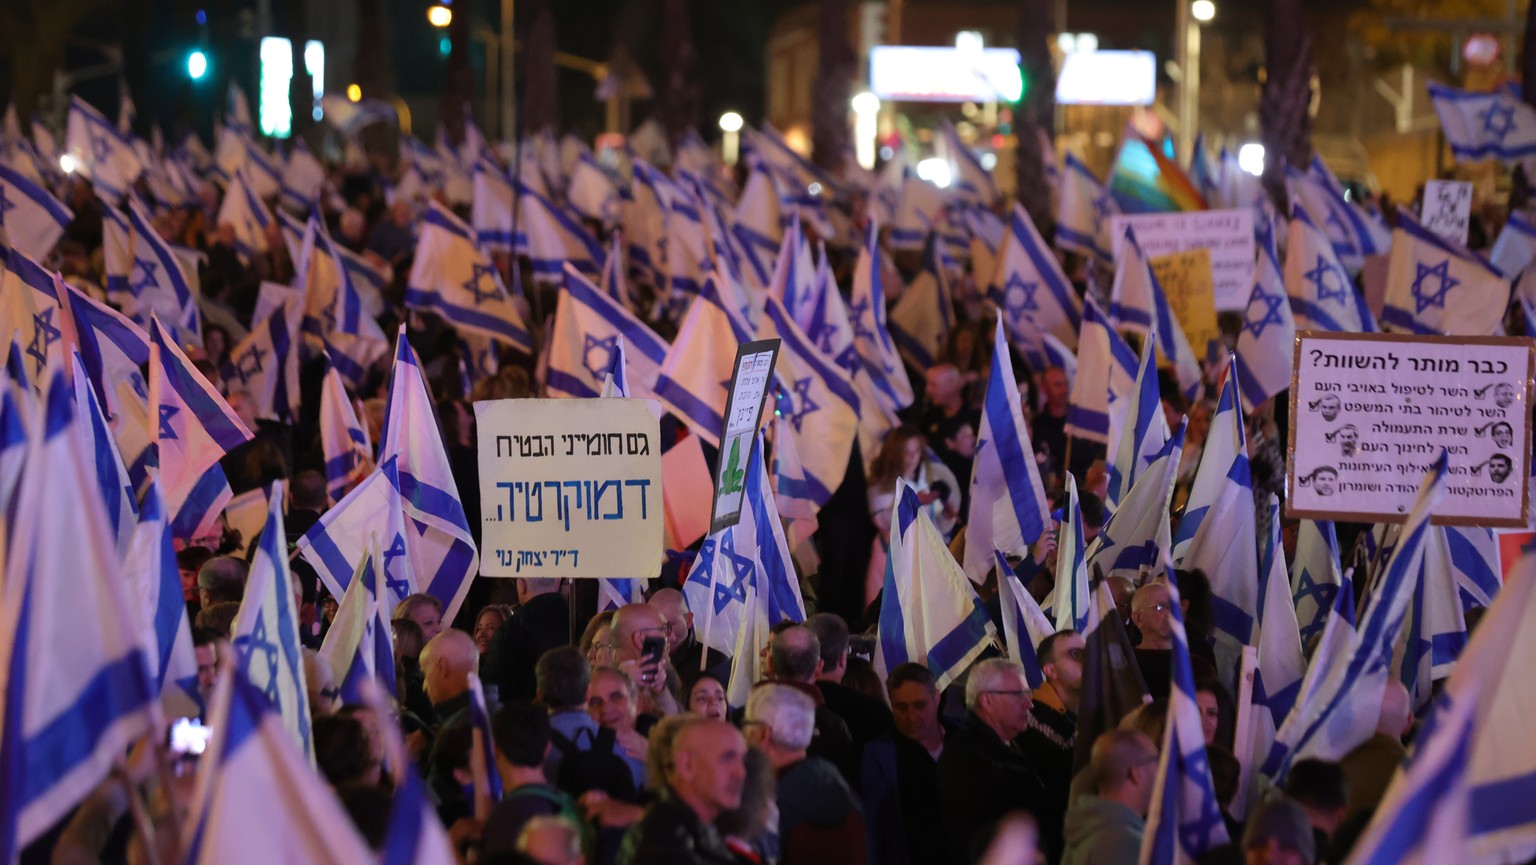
top-left (1060, 729), bottom-right (1159, 865)
top-left (615, 718), bottom-right (745, 865)
top-left (862, 662), bottom-right (951, 865)
top-left (805, 612), bottom-right (893, 745)
top-left (1018, 630), bottom-right (1084, 822)
top-left (482, 701), bottom-right (580, 857)
top-left (486, 578), bottom-right (570, 701)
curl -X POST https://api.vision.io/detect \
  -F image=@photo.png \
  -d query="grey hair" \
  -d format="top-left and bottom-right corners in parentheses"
top-left (745, 683), bottom-right (816, 751)
top-left (964, 658), bottom-right (1026, 712)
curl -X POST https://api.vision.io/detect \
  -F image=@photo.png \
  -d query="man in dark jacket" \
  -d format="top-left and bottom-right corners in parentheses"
top-left (767, 625), bottom-right (860, 787)
top-left (485, 578), bottom-right (569, 701)
top-left (936, 658), bottom-right (1059, 864)
top-left (1018, 630), bottom-right (1084, 834)
top-left (806, 613), bottom-right (893, 745)
top-left (862, 663), bottom-right (952, 865)
top-left (616, 718), bottom-right (745, 865)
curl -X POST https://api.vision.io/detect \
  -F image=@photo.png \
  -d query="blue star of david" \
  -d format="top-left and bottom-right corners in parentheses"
top-left (229, 345), bottom-right (265, 384)
top-left (91, 134), bottom-right (113, 163)
top-left (847, 297), bottom-right (876, 344)
top-left (233, 614), bottom-right (282, 707)
top-left (383, 533), bottom-right (410, 600)
top-left (321, 303), bottom-right (339, 334)
top-left (130, 371), bottom-right (148, 400)
top-left (835, 345), bottom-right (860, 376)
top-left (1410, 259), bottom-right (1458, 314)
top-left (1092, 193), bottom-right (1113, 222)
top-left (1002, 274), bottom-right (1039, 319)
top-left (1243, 285), bottom-right (1286, 338)
top-left (712, 531), bottom-right (754, 614)
top-left (127, 257), bottom-right (158, 299)
top-left (1293, 571), bottom-right (1338, 645)
top-left (582, 334), bottom-right (619, 380)
top-left (158, 404), bottom-right (180, 440)
top-left (462, 262), bottom-right (501, 306)
top-left (25, 309), bottom-right (60, 377)
top-left (1304, 254), bottom-right (1349, 306)
top-left (785, 376), bottom-right (820, 433)
top-left (1324, 208), bottom-right (1351, 244)
top-left (812, 323), bottom-right (839, 357)
top-left (1177, 745), bottom-right (1228, 853)
top-left (1484, 102), bottom-right (1517, 142)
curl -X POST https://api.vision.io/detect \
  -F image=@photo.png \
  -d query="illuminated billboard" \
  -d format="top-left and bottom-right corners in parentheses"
top-left (869, 46), bottom-right (1025, 103)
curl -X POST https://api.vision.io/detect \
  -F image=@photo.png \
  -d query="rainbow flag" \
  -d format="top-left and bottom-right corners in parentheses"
top-left (1108, 133), bottom-right (1208, 213)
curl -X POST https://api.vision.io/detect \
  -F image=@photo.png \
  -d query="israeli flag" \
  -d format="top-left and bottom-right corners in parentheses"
top-left (1055, 474), bottom-right (1093, 634)
top-left (298, 215), bottom-right (388, 386)
top-left (149, 318), bottom-right (253, 539)
top-left (731, 167), bottom-right (783, 290)
top-left (891, 172), bottom-right (946, 250)
top-left (1139, 574), bottom-right (1231, 864)
top-left (760, 295), bottom-right (860, 506)
top-left (223, 290), bottom-right (301, 423)
top-left (0, 368), bottom-right (157, 861)
top-left (516, 177), bottom-right (604, 282)
top-left (768, 215), bottom-right (819, 332)
top-left (1396, 525), bottom-right (1474, 712)
top-left (1067, 297), bottom-right (1138, 445)
top-left (1106, 331), bottom-right (1171, 512)
top-left (1292, 520), bottom-right (1352, 650)
top-left (771, 412), bottom-right (821, 551)
top-left (997, 550), bottom-right (1055, 689)
top-left (104, 199), bottom-right (202, 342)
top-left (1235, 216), bottom-right (1296, 412)
top-left (1287, 159), bottom-right (1391, 274)
top-left (654, 275), bottom-right (747, 446)
top-left (1383, 208), bottom-right (1510, 336)
top-left (0, 388), bottom-right (24, 530)
top-left (849, 220), bottom-right (915, 412)
top-left (876, 479), bottom-right (998, 691)
top-left (62, 283), bottom-right (153, 489)
top-left (318, 538), bottom-right (397, 706)
top-left (624, 158), bottom-right (670, 290)
top-left (379, 328), bottom-right (481, 624)
top-left (180, 667), bottom-right (373, 865)
top-left (70, 353), bottom-right (137, 557)
top-left (1089, 420), bottom-right (1186, 584)
top-left (1057, 151), bottom-right (1117, 265)
top-left (280, 138), bottom-right (326, 212)
top-left (939, 117), bottom-right (1000, 206)
top-left (216, 169), bottom-right (273, 264)
top-left (1173, 357), bottom-right (1258, 682)
top-left (472, 158), bottom-right (519, 251)
top-left (299, 457), bottom-right (416, 610)
top-left (1492, 209), bottom-right (1536, 288)
top-left (684, 434), bottom-right (805, 685)
top-left (568, 152), bottom-right (618, 226)
top-left (1246, 495), bottom-right (1306, 799)
top-left (0, 243), bottom-right (67, 391)
top-left (989, 203), bottom-right (1083, 350)
top-left (1442, 525), bottom-right (1501, 611)
top-left (1429, 81), bottom-right (1536, 164)
top-left (1268, 453), bottom-right (1447, 778)
top-left (405, 201), bottom-right (534, 353)
top-left (0, 161), bottom-right (71, 262)
top-left (467, 673), bottom-right (503, 803)
top-left (598, 230), bottom-right (633, 311)
top-left (547, 264), bottom-right (670, 401)
top-left (122, 475), bottom-right (200, 717)
top-left (1284, 203), bottom-right (1378, 333)
top-left (320, 361), bottom-right (374, 503)
top-left (1109, 227), bottom-right (1201, 399)
top-left (65, 95), bottom-right (142, 201)
top-left (963, 314), bottom-right (1051, 582)
top-left (889, 233), bottom-right (956, 369)
top-left (231, 481), bottom-right (314, 757)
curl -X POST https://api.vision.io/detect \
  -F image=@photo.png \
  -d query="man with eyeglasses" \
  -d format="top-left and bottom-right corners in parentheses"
top-left (1131, 582), bottom-right (1216, 700)
top-left (1018, 629), bottom-right (1086, 853)
top-left (1059, 729), bottom-right (1159, 865)
top-left (611, 603), bottom-right (682, 717)
top-left (937, 658), bottom-right (1057, 863)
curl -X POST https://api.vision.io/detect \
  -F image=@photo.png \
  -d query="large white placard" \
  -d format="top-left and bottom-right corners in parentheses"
top-left (475, 398), bottom-right (664, 578)
top-left (1111, 209), bottom-right (1254, 310)
top-left (1288, 333), bottom-right (1534, 527)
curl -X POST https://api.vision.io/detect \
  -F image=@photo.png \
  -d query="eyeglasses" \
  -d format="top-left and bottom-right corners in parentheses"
top-left (984, 689), bottom-right (1029, 699)
top-left (1138, 603), bottom-right (1171, 614)
top-left (1063, 648), bottom-right (1086, 662)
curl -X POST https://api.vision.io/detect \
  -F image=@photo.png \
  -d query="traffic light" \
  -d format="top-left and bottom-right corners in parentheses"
top-left (187, 50), bottom-right (209, 80)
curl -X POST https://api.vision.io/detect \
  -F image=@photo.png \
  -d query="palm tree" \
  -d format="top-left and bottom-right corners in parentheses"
top-left (657, 0), bottom-right (700, 149)
top-left (1014, 0), bottom-right (1055, 229)
top-left (812, 0), bottom-right (854, 172)
top-left (1261, 0), bottom-right (1313, 203)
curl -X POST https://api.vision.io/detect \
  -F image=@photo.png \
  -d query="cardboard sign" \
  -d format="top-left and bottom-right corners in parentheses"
top-left (475, 398), bottom-right (663, 578)
top-left (1422, 179), bottom-right (1474, 246)
top-left (1112, 209), bottom-right (1254, 310)
top-left (710, 339), bottom-right (780, 533)
top-left (1148, 247), bottom-right (1221, 361)
top-left (1288, 333), bottom-right (1535, 527)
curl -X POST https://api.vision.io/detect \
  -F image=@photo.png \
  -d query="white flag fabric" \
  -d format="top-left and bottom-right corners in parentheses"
top-left (231, 480), bottom-right (314, 758)
top-left (1429, 81), bottom-right (1536, 166)
top-left (1089, 420), bottom-right (1186, 584)
top-left (1106, 331), bottom-right (1171, 511)
top-left (997, 551), bottom-right (1055, 690)
top-left (989, 203), bottom-right (1082, 349)
top-left (180, 666), bottom-right (373, 865)
top-left (405, 201), bottom-right (535, 353)
top-left (1109, 227), bottom-right (1201, 399)
top-left (768, 216), bottom-right (819, 333)
top-left (759, 295), bottom-right (860, 506)
top-left (280, 139), bottom-right (326, 212)
top-left (1245, 495), bottom-right (1307, 803)
top-left (62, 282), bottom-right (154, 489)
top-left (891, 172), bottom-right (946, 251)
top-left (730, 166), bottom-right (783, 289)
top-left (654, 275), bottom-right (748, 446)
top-left (69, 352), bottom-right (137, 557)
top-left (515, 178), bottom-right (604, 282)
top-left (1234, 216), bottom-right (1296, 412)
top-left (0, 162), bottom-right (71, 262)
top-left (1292, 520), bottom-right (1352, 650)
top-left (0, 243), bottom-right (68, 392)
top-left (1057, 151), bottom-right (1117, 265)
top-left (104, 199), bottom-right (202, 342)
top-left (0, 368), bottom-right (157, 859)
top-left (568, 152), bottom-right (618, 226)
top-left (875, 479), bottom-right (998, 691)
top-left (319, 360), bottom-right (374, 503)
top-left (65, 96), bottom-right (142, 200)
top-left (546, 264), bottom-right (670, 400)
top-left (1054, 474), bottom-right (1093, 635)
top-left (888, 233), bottom-right (956, 369)
top-left (624, 158), bottom-right (671, 290)
top-left (298, 214), bottom-right (388, 386)
top-left (849, 220), bottom-right (915, 412)
top-left (1066, 297), bottom-right (1138, 445)
top-left (298, 457), bottom-right (417, 610)
top-left (216, 169), bottom-right (273, 263)
top-left (121, 474), bottom-right (200, 718)
top-left (472, 158), bottom-right (518, 251)
top-left (939, 118), bottom-right (1000, 206)
top-left (223, 286), bottom-right (300, 423)
top-left (149, 318), bottom-right (253, 538)
top-left (378, 328), bottom-right (480, 624)
top-left (963, 314), bottom-right (1051, 583)
top-left (1383, 208), bottom-right (1510, 336)
top-left (318, 538), bottom-right (396, 706)
top-left (1395, 524), bottom-right (1474, 712)
top-left (1285, 203), bottom-right (1378, 333)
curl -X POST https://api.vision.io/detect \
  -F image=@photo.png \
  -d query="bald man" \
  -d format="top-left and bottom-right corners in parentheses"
top-left (611, 604), bottom-right (681, 717)
top-left (649, 589), bottom-right (730, 683)
top-left (1339, 680), bottom-right (1411, 817)
top-left (1060, 729), bottom-right (1159, 865)
top-left (421, 629), bottom-right (480, 728)
top-left (616, 718), bottom-right (744, 864)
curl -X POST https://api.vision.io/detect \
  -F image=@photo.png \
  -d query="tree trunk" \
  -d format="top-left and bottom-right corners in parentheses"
top-left (1261, 0), bottom-right (1313, 204)
top-left (1523, 0), bottom-right (1536, 112)
top-left (281, 0), bottom-right (313, 144)
top-left (354, 0), bottom-right (387, 104)
top-left (521, 0), bottom-right (558, 136)
top-left (657, 0), bottom-right (699, 150)
top-left (811, 0), bottom-right (854, 172)
top-left (1014, 0), bottom-right (1056, 229)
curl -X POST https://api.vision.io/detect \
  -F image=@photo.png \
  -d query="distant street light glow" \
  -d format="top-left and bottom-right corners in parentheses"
top-left (59, 154), bottom-right (77, 174)
top-left (719, 111), bottom-right (743, 165)
top-left (851, 92), bottom-right (880, 169)
top-left (427, 5), bottom-right (452, 27)
top-left (347, 83), bottom-right (362, 102)
top-left (1238, 142), bottom-right (1265, 176)
top-left (187, 50), bottom-right (209, 80)
top-left (718, 111), bottom-right (743, 132)
top-left (1192, 0), bottom-right (1216, 22)
top-left (916, 157), bottom-right (952, 189)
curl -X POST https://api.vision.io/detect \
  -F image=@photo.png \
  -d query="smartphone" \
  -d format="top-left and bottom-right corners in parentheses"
top-left (168, 717), bottom-right (212, 758)
top-left (639, 634), bottom-right (667, 683)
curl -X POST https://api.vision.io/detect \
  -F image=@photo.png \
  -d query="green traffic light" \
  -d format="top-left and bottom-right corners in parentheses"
top-left (187, 50), bottom-right (209, 80)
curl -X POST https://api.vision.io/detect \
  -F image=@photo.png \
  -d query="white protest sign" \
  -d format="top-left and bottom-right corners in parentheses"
top-left (711, 339), bottom-right (780, 533)
top-left (1288, 333), bottom-right (1534, 527)
top-left (1422, 179), bottom-right (1474, 246)
top-left (475, 398), bottom-right (663, 578)
top-left (1111, 208), bottom-right (1254, 310)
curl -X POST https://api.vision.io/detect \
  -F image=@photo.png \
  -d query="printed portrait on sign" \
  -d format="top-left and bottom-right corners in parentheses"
top-left (1299, 466), bottom-right (1339, 497)
top-left (1495, 383), bottom-right (1517, 409)
top-left (1490, 421), bottom-right (1515, 450)
top-left (1309, 394), bottom-right (1342, 423)
top-left (1488, 453), bottom-right (1514, 484)
top-left (1325, 424), bottom-right (1360, 457)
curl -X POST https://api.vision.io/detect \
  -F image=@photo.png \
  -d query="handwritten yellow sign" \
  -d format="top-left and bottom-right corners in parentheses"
top-left (1149, 248), bottom-right (1221, 362)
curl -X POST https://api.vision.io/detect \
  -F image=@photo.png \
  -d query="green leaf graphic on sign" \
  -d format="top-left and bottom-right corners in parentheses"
top-left (720, 437), bottom-right (745, 495)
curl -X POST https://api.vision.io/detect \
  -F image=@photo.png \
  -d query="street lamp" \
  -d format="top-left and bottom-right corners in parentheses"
top-left (186, 50), bottom-right (209, 80)
top-left (851, 92), bottom-right (880, 170)
top-left (719, 111), bottom-right (743, 165)
top-left (1175, 0), bottom-right (1213, 162)
top-left (427, 4), bottom-right (452, 27)
top-left (1192, 0), bottom-right (1215, 22)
